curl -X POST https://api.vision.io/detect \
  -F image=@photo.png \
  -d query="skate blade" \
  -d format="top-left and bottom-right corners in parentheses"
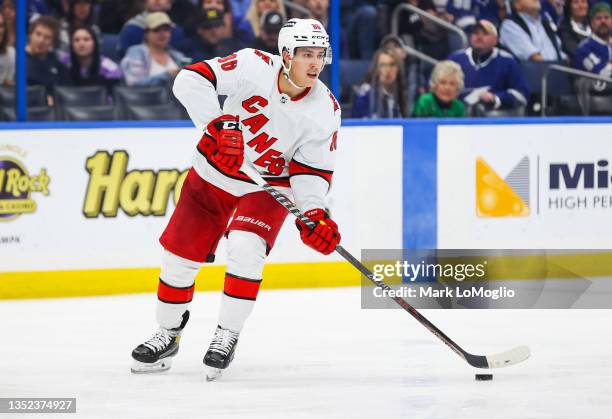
top-left (131, 357), bottom-right (173, 374)
top-left (205, 367), bottom-right (223, 381)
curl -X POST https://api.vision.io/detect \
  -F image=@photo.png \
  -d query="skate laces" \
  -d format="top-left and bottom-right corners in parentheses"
top-left (209, 327), bottom-right (239, 356)
top-left (143, 328), bottom-right (174, 352)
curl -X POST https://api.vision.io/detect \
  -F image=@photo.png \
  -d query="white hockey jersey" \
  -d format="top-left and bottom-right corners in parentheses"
top-left (172, 48), bottom-right (341, 213)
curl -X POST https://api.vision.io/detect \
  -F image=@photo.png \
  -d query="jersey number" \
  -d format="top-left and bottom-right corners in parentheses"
top-left (218, 53), bottom-right (237, 71)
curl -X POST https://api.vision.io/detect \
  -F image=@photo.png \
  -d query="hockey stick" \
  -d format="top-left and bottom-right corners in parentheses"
top-left (240, 161), bottom-right (529, 369)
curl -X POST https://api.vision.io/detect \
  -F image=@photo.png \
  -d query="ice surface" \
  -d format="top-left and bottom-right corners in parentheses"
top-left (1, 287), bottom-right (610, 419)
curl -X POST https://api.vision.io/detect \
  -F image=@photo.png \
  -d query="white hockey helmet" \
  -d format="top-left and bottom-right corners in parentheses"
top-left (277, 18), bottom-right (332, 65)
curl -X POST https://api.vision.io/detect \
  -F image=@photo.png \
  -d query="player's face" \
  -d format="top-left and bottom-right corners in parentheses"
top-left (570, 0), bottom-right (589, 20)
top-left (432, 75), bottom-right (460, 103)
top-left (290, 47), bottom-right (326, 87)
top-left (591, 11), bottom-right (611, 38)
top-left (470, 27), bottom-right (497, 52)
top-left (376, 52), bottom-right (398, 87)
top-left (72, 29), bottom-right (94, 57)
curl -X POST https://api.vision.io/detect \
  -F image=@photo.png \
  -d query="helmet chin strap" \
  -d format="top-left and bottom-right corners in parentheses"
top-left (281, 56), bottom-right (306, 90)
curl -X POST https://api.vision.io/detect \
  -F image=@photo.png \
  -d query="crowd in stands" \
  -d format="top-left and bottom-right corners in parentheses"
top-left (0, 0), bottom-right (609, 120)
top-left (350, 0), bottom-right (610, 118)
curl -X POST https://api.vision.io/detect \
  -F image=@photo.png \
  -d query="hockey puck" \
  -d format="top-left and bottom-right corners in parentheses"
top-left (475, 374), bottom-right (493, 381)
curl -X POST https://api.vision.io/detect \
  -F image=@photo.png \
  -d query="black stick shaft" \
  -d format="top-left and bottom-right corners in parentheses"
top-left (257, 181), bottom-right (472, 364)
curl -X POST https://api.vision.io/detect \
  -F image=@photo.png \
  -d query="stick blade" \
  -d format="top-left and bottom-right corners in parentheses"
top-left (485, 345), bottom-right (530, 368)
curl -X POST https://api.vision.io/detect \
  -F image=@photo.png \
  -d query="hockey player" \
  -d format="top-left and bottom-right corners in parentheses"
top-left (131, 18), bottom-right (341, 380)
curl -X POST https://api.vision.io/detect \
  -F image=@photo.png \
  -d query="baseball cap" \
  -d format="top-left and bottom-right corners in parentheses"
top-left (590, 2), bottom-right (611, 20)
top-left (144, 12), bottom-right (174, 30)
top-left (198, 8), bottom-right (224, 29)
top-left (261, 11), bottom-right (284, 33)
top-left (474, 19), bottom-right (498, 37)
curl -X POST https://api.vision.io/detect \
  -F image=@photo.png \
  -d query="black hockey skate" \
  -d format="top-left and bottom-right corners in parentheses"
top-left (203, 325), bottom-right (240, 381)
top-left (131, 311), bottom-right (190, 374)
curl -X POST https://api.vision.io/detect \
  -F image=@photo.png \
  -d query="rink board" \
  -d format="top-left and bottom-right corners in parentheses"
top-left (1, 117), bottom-right (612, 298)
top-left (0, 122), bottom-right (403, 298)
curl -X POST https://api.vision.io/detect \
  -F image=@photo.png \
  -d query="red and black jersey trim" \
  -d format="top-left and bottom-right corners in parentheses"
top-left (223, 272), bottom-right (262, 301)
top-left (183, 61), bottom-right (217, 89)
top-left (196, 135), bottom-right (290, 187)
top-left (157, 278), bottom-right (195, 304)
top-left (289, 158), bottom-right (333, 184)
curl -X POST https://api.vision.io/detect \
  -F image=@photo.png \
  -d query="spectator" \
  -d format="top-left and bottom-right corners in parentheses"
top-left (499, 0), bottom-right (566, 61)
top-left (178, 8), bottom-right (240, 61)
top-left (2, 0), bottom-right (15, 46)
top-left (121, 12), bottom-right (188, 86)
top-left (185, 0), bottom-right (237, 40)
top-left (98, 0), bottom-right (143, 34)
top-left (379, 34), bottom-right (408, 61)
top-left (347, 0), bottom-right (379, 60)
top-left (449, 19), bottom-right (530, 112)
top-left (542, 0), bottom-right (565, 25)
top-left (305, 0), bottom-right (329, 27)
top-left (0, 11), bottom-right (14, 86)
top-left (395, 0), bottom-right (453, 61)
top-left (350, 48), bottom-right (408, 118)
top-left (119, 0), bottom-right (185, 57)
top-left (28, 0), bottom-right (53, 22)
top-left (245, 0), bottom-right (287, 43)
top-left (58, 0), bottom-right (101, 54)
top-left (26, 16), bottom-right (61, 104)
top-left (413, 60), bottom-right (465, 117)
top-left (559, 0), bottom-right (592, 57)
top-left (59, 26), bottom-right (122, 88)
top-left (169, 0), bottom-right (199, 28)
top-left (231, 0), bottom-right (252, 24)
top-left (379, 34), bottom-right (426, 112)
top-left (446, 0), bottom-right (507, 29)
top-left (249, 10), bottom-right (285, 54)
top-left (574, 2), bottom-right (611, 77)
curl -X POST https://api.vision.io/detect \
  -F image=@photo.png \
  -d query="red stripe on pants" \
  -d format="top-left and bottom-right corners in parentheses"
top-left (158, 279), bottom-right (195, 304)
top-left (223, 274), bottom-right (261, 300)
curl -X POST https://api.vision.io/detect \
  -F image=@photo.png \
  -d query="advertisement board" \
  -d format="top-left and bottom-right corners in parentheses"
top-left (0, 124), bottom-right (403, 296)
top-left (437, 123), bottom-right (612, 248)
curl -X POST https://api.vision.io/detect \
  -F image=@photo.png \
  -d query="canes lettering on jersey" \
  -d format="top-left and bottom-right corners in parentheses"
top-left (241, 95), bottom-right (286, 176)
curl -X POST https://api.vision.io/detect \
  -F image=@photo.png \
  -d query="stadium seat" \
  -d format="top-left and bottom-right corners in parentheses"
top-left (0, 106), bottom-right (55, 121)
top-left (100, 33), bottom-right (120, 63)
top-left (473, 105), bottom-right (526, 117)
top-left (54, 86), bottom-right (108, 107)
top-left (114, 86), bottom-right (170, 118)
top-left (126, 103), bottom-right (182, 120)
top-left (64, 105), bottom-right (117, 121)
top-left (339, 59), bottom-right (370, 103)
top-left (54, 86), bottom-right (108, 120)
top-left (0, 85), bottom-right (48, 106)
top-left (549, 94), bottom-right (583, 116)
top-left (520, 61), bottom-right (573, 96)
top-left (588, 95), bottom-right (612, 115)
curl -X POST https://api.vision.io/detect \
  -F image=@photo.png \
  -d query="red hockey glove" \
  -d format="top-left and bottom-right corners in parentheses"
top-left (206, 114), bottom-right (244, 173)
top-left (295, 209), bottom-right (341, 255)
